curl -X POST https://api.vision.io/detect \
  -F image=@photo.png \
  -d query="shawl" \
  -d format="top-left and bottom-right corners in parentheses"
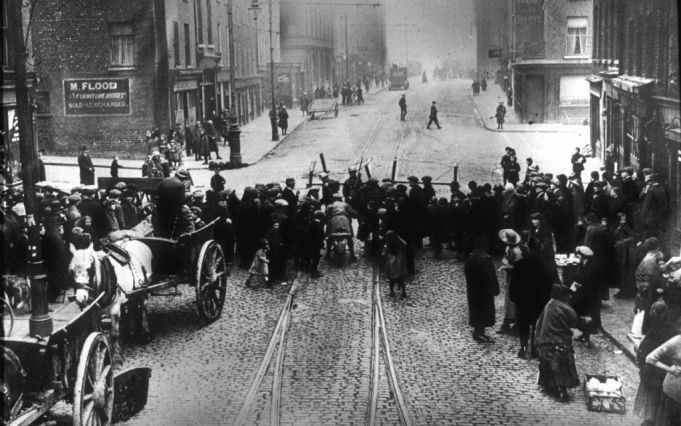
top-left (535, 298), bottom-right (578, 348)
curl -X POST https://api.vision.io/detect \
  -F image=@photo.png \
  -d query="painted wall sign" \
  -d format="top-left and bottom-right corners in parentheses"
top-left (63, 78), bottom-right (130, 115)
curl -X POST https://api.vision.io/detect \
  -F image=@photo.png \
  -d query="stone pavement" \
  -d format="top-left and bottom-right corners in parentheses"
top-left (470, 82), bottom-right (591, 133)
top-left (42, 110), bottom-right (309, 172)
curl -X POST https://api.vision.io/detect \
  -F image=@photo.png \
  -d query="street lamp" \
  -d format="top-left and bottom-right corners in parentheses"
top-left (227, 0), bottom-right (242, 166)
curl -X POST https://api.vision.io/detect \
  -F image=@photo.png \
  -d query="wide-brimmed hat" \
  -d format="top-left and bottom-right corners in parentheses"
top-left (575, 246), bottom-right (594, 257)
top-left (498, 229), bottom-right (521, 245)
top-left (175, 168), bottom-right (188, 178)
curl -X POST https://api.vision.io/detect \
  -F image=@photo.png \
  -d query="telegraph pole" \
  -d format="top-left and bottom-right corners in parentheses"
top-left (8, 0), bottom-right (52, 336)
top-left (344, 11), bottom-right (349, 82)
top-left (227, 0), bottom-right (242, 165)
top-left (268, 0), bottom-right (279, 141)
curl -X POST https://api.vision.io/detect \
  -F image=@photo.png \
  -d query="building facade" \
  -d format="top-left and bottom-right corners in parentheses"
top-left (333, 3), bottom-right (387, 86)
top-left (474, 0), bottom-right (510, 87)
top-left (589, 0), bottom-right (680, 235)
top-left (280, 0), bottom-right (334, 101)
top-left (31, 0), bottom-right (269, 157)
top-left (510, 0), bottom-right (592, 124)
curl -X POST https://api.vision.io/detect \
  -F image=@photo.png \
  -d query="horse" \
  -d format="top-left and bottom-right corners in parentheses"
top-left (69, 233), bottom-right (154, 365)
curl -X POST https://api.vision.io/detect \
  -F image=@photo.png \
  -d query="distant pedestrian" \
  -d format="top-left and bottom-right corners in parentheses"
top-left (495, 101), bottom-right (507, 129)
top-left (464, 236), bottom-right (499, 343)
top-left (110, 154), bottom-right (120, 178)
top-left (300, 93), bottom-right (309, 116)
top-left (278, 105), bottom-right (289, 135)
top-left (245, 239), bottom-right (270, 287)
top-left (38, 148), bottom-right (46, 181)
top-left (356, 87), bottom-right (364, 105)
top-left (571, 147), bottom-right (586, 179)
top-left (78, 146), bottom-right (95, 185)
top-left (481, 77), bottom-right (487, 91)
top-left (507, 86), bottom-right (514, 106)
top-left (427, 101), bottom-right (441, 129)
top-left (399, 94), bottom-right (407, 121)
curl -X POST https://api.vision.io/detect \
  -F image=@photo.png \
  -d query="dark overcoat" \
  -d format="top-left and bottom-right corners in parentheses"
top-left (464, 249), bottom-right (499, 327)
top-left (78, 153), bottom-right (95, 185)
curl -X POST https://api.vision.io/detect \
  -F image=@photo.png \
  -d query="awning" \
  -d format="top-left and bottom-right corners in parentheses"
top-left (611, 75), bottom-right (655, 97)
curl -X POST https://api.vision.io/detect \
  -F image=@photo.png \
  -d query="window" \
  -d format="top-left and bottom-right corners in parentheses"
top-left (197, 0), bottom-right (203, 44)
top-left (2, 2), bottom-right (13, 69)
top-left (110, 23), bottom-right (135, 66)
top-left (173, 22), bottom-right (180, 66)
top-left (566, 17), bottom-right (587, 56)
top-left (184, 23), bottom-right (191, 66)
top-left (36, 92), bottom-right (50, 115)
top-left (206, 0), bottom-right (212, 44)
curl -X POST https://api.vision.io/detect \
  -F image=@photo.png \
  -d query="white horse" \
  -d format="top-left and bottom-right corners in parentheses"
top-left (69, 235), bottom-right (154, 365)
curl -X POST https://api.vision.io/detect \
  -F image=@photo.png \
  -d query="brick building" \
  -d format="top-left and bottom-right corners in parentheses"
top-left (589, 0), bottom-right (680, 236)
top-left (31, 0), bottom-right (272, 157)
top-left (509, 0), bottom-right (592, 124)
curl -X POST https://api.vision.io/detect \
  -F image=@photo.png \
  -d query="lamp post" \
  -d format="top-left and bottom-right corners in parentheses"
top-left (227, 0), bottom-right (242, 166)
top-left (8, 0), bottom-right (52, 336)
top-left (268, 0), bottom-right (279, 142)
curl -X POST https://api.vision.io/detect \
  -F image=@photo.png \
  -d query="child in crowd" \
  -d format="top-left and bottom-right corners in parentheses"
top-left (245, 239), bottom-right (270, 287)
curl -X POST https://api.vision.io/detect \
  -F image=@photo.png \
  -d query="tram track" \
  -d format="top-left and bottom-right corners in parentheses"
top-left (232, 272), bottom-right (304, 426)
top-left (366, 263), bottom-right (411, 426)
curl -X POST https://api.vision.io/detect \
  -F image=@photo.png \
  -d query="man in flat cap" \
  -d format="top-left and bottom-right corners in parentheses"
top-left (639, 172), bottom-right (669, 240)
top-left (78, 146), bottom-right (95, 185)
top-left (155, 172), bottom-right (186, 238)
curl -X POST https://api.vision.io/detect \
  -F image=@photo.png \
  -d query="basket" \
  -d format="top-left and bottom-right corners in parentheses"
top-left (584, 374), bottom-right (626, 414)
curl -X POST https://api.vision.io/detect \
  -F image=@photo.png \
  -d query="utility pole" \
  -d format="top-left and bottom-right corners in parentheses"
top-left (8, 0), bottom-right (52, 336)
top-left (268, 0), bottom-right (279, 141)
top-left (344, 11), bottom-right (349, 82)
top-left (227, 0), bottom-right (242, 166)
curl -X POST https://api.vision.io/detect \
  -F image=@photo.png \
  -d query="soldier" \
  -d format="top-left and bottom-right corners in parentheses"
top-left (426, 101), bottom-right (441, 129)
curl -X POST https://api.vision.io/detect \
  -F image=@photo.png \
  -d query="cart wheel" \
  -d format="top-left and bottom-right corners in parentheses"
top-left (195, 240), bottom-right (228, 322)
top-left (73, 332), bottom-right (114, 426)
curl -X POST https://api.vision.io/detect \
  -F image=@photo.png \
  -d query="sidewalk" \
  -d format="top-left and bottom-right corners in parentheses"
top-left (600, 289), bottom-right (638, 363)
top-left (471, 83), bottom-right (589, 133)
top-left (43, 111), bottom-right (309, 171)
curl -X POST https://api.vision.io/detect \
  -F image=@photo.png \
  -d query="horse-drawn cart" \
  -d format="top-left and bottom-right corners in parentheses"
top-left (2, 293), bottom-right (116, 426)
top-left (114, 218), bottom-right (229, 323)
top-left (308, 99), bottom-right (339, 120)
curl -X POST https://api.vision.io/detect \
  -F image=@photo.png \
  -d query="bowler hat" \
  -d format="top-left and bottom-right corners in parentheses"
top-left (80, 145), bottom-right (88, 151)
top-left (421, 176), bottom-right (432, 183)
top-left (407, 176), bottom-right (418, 183)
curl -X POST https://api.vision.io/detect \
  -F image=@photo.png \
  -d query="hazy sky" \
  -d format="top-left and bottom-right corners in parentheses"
top-left (383, 0), bottom-right (475, 70)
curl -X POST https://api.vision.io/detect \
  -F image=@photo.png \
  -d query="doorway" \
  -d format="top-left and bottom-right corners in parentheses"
top-left (524, 75), bottom-right (544, 123)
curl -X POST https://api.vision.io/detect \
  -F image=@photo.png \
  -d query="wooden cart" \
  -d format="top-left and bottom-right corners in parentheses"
top-left (124, 219), bottom-right (229, 322)
top-left (308, 99), bottom-right (339, 120)
top-left (2, 293), bottom-right (115, 426)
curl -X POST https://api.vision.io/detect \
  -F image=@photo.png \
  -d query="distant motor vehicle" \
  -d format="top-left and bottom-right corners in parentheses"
top-left (389, 67), bottom-right (409, 90)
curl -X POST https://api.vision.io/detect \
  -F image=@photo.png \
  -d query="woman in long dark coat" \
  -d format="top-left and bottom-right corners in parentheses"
top-left (278, 106), bottom-right (289, 135)
top-left (535, 284), bottom-right (591, 402)
top-left (464, 237), bottom-right (499, 342)
top-left (510, 242), bottom-right (552, 358)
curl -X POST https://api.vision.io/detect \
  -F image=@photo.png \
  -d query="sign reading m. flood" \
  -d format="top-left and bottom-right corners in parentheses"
top-left (63, 78), bottom-right (130, 115)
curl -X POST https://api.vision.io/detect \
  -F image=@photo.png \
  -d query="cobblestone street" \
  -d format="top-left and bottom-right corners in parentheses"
top-left (38, 79), bottom-right (642, 425)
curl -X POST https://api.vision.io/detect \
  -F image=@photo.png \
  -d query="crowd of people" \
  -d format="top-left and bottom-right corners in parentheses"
top-left (3, 139), bottom-right (681, 418)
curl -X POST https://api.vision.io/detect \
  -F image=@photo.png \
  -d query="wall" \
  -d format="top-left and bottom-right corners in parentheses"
top-left (33, 0), bottom-right (160, 156)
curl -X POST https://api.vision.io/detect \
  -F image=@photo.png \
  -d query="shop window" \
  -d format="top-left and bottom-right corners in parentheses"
top-left (566, 17), bottom-right (588, 57)
top-left (110, 23), bottom-right (135, 66)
